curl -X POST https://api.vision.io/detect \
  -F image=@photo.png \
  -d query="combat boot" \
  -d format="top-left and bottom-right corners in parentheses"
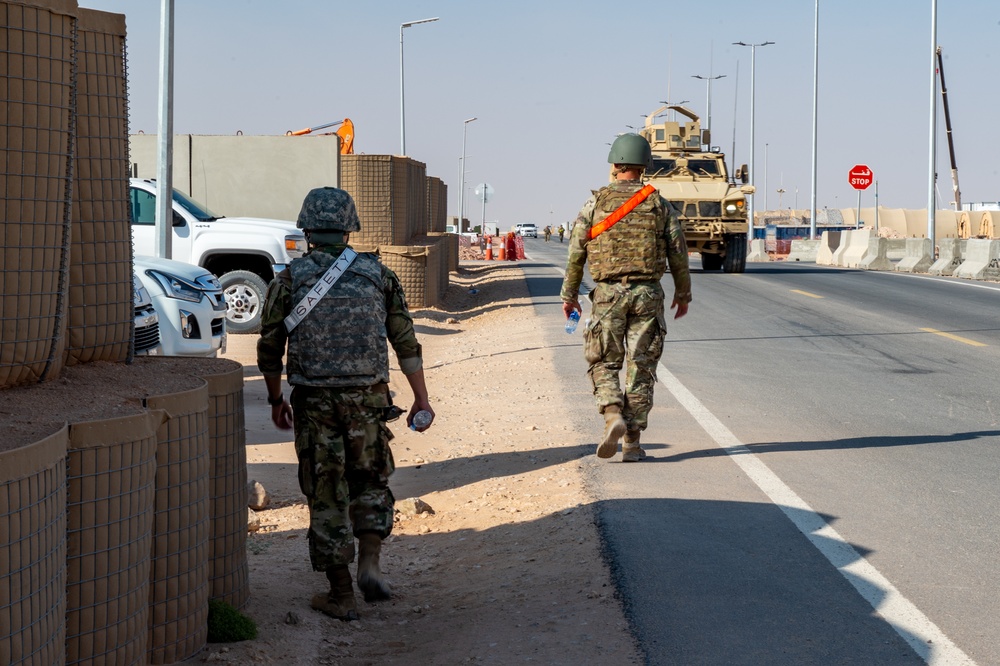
top-left (357, 532), bottom-right (392, 602)
top-left (621, 428), bottom-right (646, 463)
top-left (311, 564), bottom-right (359, 621)
top-left (597, 406), bottom-right (627, 459)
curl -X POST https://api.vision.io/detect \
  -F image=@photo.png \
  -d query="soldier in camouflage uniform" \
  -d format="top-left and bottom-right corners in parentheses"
top-left (560, 133), bottom-right (691, 462)
top-left (257, 187), bottom-right (433, 621)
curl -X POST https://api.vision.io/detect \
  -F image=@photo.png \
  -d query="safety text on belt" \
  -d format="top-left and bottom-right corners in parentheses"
top-left (588, 184), bottom-right (657, 241)
top-left (284, 247), bottom-right (358, 332)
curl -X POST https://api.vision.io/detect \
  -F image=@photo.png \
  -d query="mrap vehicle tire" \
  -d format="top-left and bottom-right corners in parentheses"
top-left (722, 234), bottom-right (747, 273)
top-left (220, 270), bottom-right (268, 334)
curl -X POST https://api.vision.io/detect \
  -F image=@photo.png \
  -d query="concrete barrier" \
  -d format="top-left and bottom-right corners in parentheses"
top-left (859, 237), bottom-right (892, 271)
top-left (954, 239), bottom-right (1000, 279)
top-left (786, 239), bottom-right (820, 262)
top-left (746, 238), bottom-right (770, 262)
top-left (895, 238), bottom-right (933, 273)
top-left (842, 228), bottom-right (873, 267)
top-left (831, 230), bottom-right (852, 266)
top-left (816, 231), bottom-right (842, 266)
top-left (885, 238), bottom-right (907, 261)
top-left (928, 238), bottom-right (966, 276)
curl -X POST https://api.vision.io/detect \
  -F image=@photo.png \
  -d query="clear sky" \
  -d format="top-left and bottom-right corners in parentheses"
top-left (81, 1), bottom-right (1000, 227)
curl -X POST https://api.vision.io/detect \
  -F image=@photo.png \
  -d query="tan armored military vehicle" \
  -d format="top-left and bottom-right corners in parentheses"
top-left (638, 105), bottom-right (755, 272)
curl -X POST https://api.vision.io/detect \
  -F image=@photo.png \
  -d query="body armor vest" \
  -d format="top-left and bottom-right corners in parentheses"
top-left (286, 251), bottom-right (388, 387)
top-left (587, 183), bottom-right (668, 282)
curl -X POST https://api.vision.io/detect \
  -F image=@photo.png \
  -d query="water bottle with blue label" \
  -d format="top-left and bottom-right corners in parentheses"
top-left (565, 310), bottom-right (580, 334)
top-left (410, 410), bottom-right (433, 430)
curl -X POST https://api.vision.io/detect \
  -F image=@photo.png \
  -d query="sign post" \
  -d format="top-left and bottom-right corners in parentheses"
top-left (849, 164), bottom-right (874, 228)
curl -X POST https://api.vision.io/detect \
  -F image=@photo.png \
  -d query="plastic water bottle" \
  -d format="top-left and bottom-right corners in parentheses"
top-left (410, 410), bottom-right (433, 431)
top-left (565, 310), bottom-right (580, 334)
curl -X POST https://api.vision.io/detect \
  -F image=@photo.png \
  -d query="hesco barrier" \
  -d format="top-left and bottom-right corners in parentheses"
top-left (197, 359), bottom-right (250, 610)
top-left (64, 8), bottom-right (131, 367)
top-left (341, 154), bottom-right (422, 246)
top-left (0, 427), bottom-right (68, 666)
top-left (412, 235), bottom-right (452, 302)
top-left (426, 176), bottom-right (448, 233)
top-left (144, 383), bottom-right (211, 665)
top-left (408, 160), bottom-right (427, 237)
top-left (65, 411), bottom-right (162, 666)
top-left (379, 243), bottom-right (442, 309)
top-left (0, 0), bottom-right (78, 388)
top-left (427, 231), bottom-right (459, 273)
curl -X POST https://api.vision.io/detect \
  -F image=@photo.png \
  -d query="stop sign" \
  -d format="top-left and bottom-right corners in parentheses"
top-left (849, 164), bottom-right (874, 190)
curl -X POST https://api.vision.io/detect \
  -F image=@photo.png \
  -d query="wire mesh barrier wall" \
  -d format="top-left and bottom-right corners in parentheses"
top-left (426, 176), bottom-right (447, 233)
top-left (341, 154), bottom-right (418, 246)
top-left (64, 8), bottom-right (131, 366)
top-left (0, 429), bottom-right (68, 666)
top-left (65, 412), bottom-right (160, 666)
top-left (144, 383), bottom-right (211, 665)
top-left (0, 0), bottom-right (78, 388)
top-left (407, 159), bottom-right (427, 237)
top-left (198, 360), bottom-right (250, 610)
top-left (378, 242), bottom-right (443, 310)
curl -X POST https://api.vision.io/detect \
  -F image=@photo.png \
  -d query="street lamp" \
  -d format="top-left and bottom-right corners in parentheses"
top-left (691, 74), bottom-right (725, 139)
top-left (399, 17), bottom-right (439, 156)
top-left (733, 40), bottom-right (774, 235)
top-left (458, 117), bottom-right (477, 235)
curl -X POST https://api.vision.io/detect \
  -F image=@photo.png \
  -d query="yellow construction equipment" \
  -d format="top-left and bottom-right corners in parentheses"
top-left (285, 118), bottom-right (354, 154)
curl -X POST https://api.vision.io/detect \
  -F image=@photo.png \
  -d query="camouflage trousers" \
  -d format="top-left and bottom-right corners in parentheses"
top-left (583, 280), bottom-right (666, 431)
top-left (290, 385), bottom-right (396, 572)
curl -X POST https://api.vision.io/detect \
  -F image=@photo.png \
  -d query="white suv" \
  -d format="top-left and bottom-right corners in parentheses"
top-left (515, 223), bottom-right (537, 238)
top-left (134, 255), bottom-right (227, 357)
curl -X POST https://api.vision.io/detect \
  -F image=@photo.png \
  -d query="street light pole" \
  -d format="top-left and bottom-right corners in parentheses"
top-left (691, 74), bottom-right (725, 139)
top-left (733, 40), bottom-right (774, 236)
top-left (458, 117), bottom-right (477, 235)
top-left (399, 17), bottom-right (439, 156)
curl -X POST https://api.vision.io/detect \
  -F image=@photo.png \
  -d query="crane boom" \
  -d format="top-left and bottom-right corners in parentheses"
top-left (936, 47), bottom-right (961, 210)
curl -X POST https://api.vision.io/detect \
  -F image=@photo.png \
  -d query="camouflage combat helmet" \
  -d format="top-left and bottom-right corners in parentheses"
top-left (607, 133), bottom-right (651, 168)
top-left (296, 187), bottom-right (361, 232)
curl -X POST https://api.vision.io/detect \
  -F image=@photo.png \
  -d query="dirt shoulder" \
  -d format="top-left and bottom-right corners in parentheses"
top-left (197, 262), bottom-right (640, 665)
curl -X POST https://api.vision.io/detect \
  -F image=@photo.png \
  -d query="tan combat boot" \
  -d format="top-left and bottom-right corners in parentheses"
top-left (597, 406), bottom-right (627, 459)
top-left (621, 428), bottom-right (646, 462)
top-left (357, 532), bottom-right (392, 602)
top-left (311, 564), bottom-right (359, 621)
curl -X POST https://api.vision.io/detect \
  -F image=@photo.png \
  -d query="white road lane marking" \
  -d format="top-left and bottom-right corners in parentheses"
top-left (657, 362), bottom-right (976, 666)
top-left (549, 260), bottom-right (975, 663)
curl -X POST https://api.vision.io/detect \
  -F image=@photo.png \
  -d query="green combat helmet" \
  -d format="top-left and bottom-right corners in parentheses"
top-left (607, 133), bottom-right (652, 168)
top-left (297, 187), bottom-right (361, 232)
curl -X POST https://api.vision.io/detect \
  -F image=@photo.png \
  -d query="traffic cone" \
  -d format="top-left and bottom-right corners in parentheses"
top-left (484, 235), bottom-right (493, 260)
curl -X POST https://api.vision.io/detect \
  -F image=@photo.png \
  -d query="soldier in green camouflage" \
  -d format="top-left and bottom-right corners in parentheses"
top-left (257, 187), bottom-right (433, 621)
top-left (560, 133), bottom-right (691, 462)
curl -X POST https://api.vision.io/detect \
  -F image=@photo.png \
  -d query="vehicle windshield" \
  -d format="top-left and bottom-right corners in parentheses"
top-left (646, 156), bottom-right (676, 178)
top-left (686, 159), bottom-right (721, 176)
top-left (172, 189), bottom-right (221, 221)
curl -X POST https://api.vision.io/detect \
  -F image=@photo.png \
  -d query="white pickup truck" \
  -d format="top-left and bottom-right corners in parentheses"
top-left (129, 178), bottom-right (306, 333)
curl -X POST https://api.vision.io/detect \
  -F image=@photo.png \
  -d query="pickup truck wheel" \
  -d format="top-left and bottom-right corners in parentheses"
top-left (220, 270), bottom-right (268, 334)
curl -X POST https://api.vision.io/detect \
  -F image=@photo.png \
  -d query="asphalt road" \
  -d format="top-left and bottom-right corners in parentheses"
top-left (520, 236), bottom-right (998, 665)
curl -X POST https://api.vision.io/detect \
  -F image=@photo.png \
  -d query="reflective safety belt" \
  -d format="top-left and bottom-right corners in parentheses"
top-left (588, 184), bottom-right (657, 240)
top-left (284, 247), bottom-right (358, 332)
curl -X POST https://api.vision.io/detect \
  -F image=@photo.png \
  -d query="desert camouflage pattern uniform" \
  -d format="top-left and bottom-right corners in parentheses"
top-left (560, 179), bottom-right (691, 431)
top-left (257, 243), bottom-right (422, 571)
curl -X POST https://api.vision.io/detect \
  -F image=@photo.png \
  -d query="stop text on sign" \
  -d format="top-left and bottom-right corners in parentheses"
top-left (849, 164), bottom-right (873, 190)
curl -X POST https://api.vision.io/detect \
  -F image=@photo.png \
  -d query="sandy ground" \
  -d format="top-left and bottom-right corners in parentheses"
top-left (190, 262), bottom-right (642, 665)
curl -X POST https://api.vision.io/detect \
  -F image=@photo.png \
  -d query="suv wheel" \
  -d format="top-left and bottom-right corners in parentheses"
top-left (219, 270), bottom-right (268, 334)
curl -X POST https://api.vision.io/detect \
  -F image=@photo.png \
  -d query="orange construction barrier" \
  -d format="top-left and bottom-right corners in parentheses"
top-left (484, 235), bottom-right (493, 260)
top-left (506, 234), bottom-right (516, 261)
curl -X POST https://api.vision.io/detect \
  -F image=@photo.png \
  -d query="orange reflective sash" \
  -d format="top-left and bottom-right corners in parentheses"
top-left (588, 184), bottom-right (657, 240)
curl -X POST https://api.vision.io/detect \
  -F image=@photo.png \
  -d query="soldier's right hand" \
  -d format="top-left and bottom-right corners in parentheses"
top-left (272, 402), bottom-right (293, 430)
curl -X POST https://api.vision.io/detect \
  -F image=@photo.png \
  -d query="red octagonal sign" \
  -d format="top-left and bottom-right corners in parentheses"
top-left (849, 164), bottom-right (874, 190)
